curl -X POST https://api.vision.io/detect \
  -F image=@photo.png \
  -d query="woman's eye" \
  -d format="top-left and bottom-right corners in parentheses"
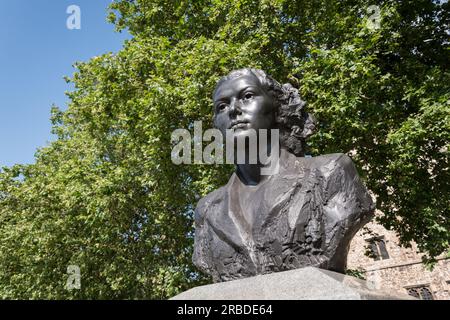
top-left (243, 92), bottom-right (254, 100)
top-left (217, 104), bottom-right (227, 111)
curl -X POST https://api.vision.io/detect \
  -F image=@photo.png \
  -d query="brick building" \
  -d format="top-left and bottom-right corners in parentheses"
top-left (347, 213), bottom-right (450, 300)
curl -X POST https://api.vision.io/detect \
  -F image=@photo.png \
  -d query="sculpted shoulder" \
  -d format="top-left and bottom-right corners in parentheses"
top-left (296, 153), bottom-right (356, 174)
top-left (194, 185), bottom-right (228, 223)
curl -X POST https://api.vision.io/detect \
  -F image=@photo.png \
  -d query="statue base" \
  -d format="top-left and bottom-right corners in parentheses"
top-left (171, 267), bottom-right (415, 300)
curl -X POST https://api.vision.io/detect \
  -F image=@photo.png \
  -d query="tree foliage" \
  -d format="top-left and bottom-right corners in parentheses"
top-left (0, 0), bottom-right (448, 298)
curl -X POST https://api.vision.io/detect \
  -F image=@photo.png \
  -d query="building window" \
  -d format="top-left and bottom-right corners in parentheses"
top-left (367, 236), bottom-right (390, 260)
top-left (406, 286), bottom-right (434, 300)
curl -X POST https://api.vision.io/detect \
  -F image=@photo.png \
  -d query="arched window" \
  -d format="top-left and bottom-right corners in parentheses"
top-left (406, 285), bottom-right (434, 300)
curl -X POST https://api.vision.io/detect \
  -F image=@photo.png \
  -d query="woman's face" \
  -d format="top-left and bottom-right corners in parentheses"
top-left (213, 73), bottom-right (276, 139)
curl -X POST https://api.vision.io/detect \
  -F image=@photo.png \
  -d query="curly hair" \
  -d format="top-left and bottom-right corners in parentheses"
top-left (213, 68), bottom-right (316, 156)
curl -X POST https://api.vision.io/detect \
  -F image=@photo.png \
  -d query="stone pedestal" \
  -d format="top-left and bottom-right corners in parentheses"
top-left (171, 267), bottom-right (415, 300)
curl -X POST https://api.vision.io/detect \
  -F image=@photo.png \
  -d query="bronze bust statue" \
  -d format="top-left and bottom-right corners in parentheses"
top-left (193, 68), bottom-right (375, 282)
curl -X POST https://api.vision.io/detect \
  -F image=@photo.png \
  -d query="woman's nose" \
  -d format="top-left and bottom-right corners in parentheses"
top-left (229, 98), bottom-right (242, 117)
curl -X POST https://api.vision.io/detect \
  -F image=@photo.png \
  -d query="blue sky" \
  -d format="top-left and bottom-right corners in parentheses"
top-left (0, 0), bottom-right (130, 167)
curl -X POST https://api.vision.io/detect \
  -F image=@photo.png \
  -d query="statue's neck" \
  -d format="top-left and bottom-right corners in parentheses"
top-left (236, 164), bottom-right (263, 185)
top-left (235, 140), bottom-right (280, 186)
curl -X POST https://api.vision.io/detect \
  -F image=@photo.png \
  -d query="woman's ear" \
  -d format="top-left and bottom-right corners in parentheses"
top-left (300, 112), bottom-right (316, 139)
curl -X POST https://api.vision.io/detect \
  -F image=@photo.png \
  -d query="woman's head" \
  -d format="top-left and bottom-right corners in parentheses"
top-left (213, 68), bottom-right (316, 156)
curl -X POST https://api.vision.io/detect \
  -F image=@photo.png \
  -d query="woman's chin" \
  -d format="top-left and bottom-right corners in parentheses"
top-left (227, 130), bottom-right (256, 144)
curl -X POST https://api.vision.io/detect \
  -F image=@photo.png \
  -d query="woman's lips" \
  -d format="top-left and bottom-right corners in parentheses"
top-left (229, 121), bottom-right (249, 130)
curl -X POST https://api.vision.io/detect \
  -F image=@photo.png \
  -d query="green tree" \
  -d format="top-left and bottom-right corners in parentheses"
top-left (0, 0), bottom-right (448, 298)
